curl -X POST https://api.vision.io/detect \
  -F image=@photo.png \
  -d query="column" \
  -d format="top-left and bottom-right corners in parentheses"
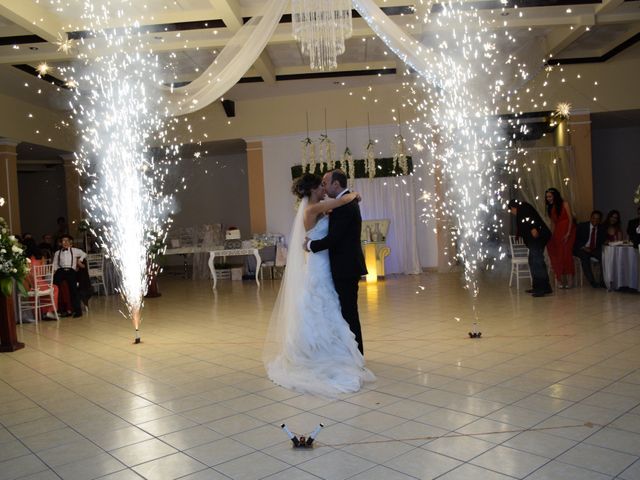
top-left (0, 139), bottom-right (21, 233)
top-left (246, 141), bottom-right (267, 235)
top-left (568, 112), bottom-right (593, 221)
top-left (61, 154), bottom-right (83, 236)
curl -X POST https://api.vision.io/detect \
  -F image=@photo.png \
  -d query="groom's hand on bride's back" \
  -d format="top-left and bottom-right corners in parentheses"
top-left (303, 237), bottom-right (310, 252)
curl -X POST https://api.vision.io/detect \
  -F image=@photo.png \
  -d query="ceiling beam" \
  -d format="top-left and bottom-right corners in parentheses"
top-left (595, 0), bottom-right (626, 16)
top-left (545, 15), bottom-right (595, 58)
top-left (0, 0), bottom-right (65, 44)
top-left (210, 0), bottom-right (276, 84)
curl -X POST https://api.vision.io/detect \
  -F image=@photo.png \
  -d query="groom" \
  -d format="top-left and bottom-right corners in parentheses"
top-left (305, 169), bottom-right (368, 354)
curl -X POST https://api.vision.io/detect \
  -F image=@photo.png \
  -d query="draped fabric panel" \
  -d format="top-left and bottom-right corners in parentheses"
top-left (506, 147), bottom-right (576, 224)
top-left (162, 0), bottom-right (286, 116)
top-left (354, 176), bottom-right (422, 275)
top-left (161, 0), bottom-right (429, 116)
top-left (352, 0), bottom-right (432, 81)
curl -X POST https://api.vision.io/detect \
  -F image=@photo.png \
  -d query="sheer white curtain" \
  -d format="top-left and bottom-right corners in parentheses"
top-left (162, 0), bottom-right (286, 116)
top-left (505, 146), bottom-right (576, 221)
top-left (354, 176), bottom-right (422, 275)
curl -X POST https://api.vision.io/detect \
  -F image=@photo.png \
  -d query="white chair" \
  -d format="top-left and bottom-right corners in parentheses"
top-left (18, 263), bottom-right (58, 324)
top-left (87, 253), bottom-right (107, 295)
top-left (509, 235), bottom-right (532, 291)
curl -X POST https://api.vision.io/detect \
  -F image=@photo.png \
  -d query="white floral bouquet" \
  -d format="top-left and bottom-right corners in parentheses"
top-left (634, 184), bottom-right (640, 205)
top-left (0, 216), bottom-right (30, 296)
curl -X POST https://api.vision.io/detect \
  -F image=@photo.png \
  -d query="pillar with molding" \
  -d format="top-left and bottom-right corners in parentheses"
top-left (246, 141), bottom-right (267, 235)
top-left (0, 139), bottom-right (21, 233)
top-left (61, 154), bottom-right (83, 236)
top-left (567, 112), bottom-right (594, 221)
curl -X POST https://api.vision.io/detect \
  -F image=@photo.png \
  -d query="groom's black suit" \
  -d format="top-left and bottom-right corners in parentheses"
top-left (310, 194), bottom-right (367, 354)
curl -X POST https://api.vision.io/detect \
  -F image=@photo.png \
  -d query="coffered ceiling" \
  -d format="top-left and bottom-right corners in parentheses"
top-left (0, 0), bottom-right (638, 109)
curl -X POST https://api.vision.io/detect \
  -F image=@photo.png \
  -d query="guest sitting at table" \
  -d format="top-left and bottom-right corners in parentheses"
top-left (573, 210), bottom-right (606, 288)
top-left (38, 233), bottom-right (55, 260)
top-left (627, 206), bottom-right (640, 248)
top-left (603, 209), bottom-right (624, 244)
top-left (22, 237), bottom-right (41, 260)
top-left (52, 235), bottom-right (86, 318)
top-left (23, 241), bottom-right (59, 321)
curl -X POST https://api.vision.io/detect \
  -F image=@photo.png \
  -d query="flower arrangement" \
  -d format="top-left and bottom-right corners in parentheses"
top-left (364, 140), bottom-right (376, 179)
top-left (634, 184), bottom-right (640, 205)
top-left (0, 216), bottom-right (29, 296)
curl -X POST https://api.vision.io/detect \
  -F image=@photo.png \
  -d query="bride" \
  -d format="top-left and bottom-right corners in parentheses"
top-left (263, 173), bottom-right (375, 397)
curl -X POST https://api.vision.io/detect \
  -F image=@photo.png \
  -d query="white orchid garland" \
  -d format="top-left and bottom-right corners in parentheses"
top-left (301, 137), bottom-right (315, 174)
top-left (364, 140), bottom-right (376, 178)
top-left (318, 133), bottom-right (336, 171)
top-left (392, 134), bottom-right (409, 175)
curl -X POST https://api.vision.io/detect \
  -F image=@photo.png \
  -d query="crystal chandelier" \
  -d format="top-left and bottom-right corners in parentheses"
top-left (291, 0), bottom-right (353, 70)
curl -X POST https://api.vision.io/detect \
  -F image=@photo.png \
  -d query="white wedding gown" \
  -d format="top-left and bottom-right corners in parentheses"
top-left (264, 214), bottom-right (375, 397)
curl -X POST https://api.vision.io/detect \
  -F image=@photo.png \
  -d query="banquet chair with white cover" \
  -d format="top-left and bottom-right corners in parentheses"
top-left (87, 253), bottom-right (107, 295)
top-left (509, 235), bottom-right (531, 291)
top-left (18, 263), bottom-right (58, 324)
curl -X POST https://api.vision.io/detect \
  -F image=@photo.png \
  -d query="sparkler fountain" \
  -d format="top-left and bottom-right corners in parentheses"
top-left (63, 1), bottom-right (180, 343)
top-left (406, 2), bottom-right (515, 336)
top-left (354, 0), bottom-right (523, 336)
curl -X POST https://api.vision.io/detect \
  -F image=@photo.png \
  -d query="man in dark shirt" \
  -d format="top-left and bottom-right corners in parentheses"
top-left (573, 210), bottom-right (606, 288)
top-left (508, 199), bottom-right (552, 297)
top-left (627, 206), bottom-right (640, 248)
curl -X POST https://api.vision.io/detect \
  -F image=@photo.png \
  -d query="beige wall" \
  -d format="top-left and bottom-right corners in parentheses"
top-left (0, 141), bottom-right (20, 233)
top-left (0, 92), bottom-right (76, 152)
top-left (2, 43), bottom-right (639, 152)
top-left (568, 113), bottom-right (594, 221)
top-left (246, 141), bottom-right (267, 235)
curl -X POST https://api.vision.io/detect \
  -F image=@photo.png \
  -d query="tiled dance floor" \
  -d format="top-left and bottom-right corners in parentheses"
top-left (1, 272), bottom-right (639, 480)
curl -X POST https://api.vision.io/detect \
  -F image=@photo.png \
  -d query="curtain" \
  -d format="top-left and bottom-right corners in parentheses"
top-left (504, 146), bottom-right (576, 223)
top-left (354, 176), bottom-right (422, 275)
top-left (162, 0), bottom-right (286, 116)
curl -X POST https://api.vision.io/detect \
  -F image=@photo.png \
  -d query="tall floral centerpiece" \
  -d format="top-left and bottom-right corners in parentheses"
top-left (0, 212), bottom-right (28, 352)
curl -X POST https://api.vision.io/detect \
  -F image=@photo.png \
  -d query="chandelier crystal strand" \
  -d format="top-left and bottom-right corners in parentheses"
top-left (292, 0), bottom-right (353, 70)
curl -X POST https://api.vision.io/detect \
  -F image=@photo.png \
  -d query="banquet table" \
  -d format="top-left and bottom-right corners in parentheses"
top-left (164, 246), bottom-right (220, 279)
top-left (208, 248), bottom-right (261, 290)
top-left (602, 244), bottom-right (639, 291)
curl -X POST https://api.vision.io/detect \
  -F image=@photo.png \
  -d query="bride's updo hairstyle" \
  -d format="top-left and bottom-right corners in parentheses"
top-left (292, 173), bottom-right (322, 199)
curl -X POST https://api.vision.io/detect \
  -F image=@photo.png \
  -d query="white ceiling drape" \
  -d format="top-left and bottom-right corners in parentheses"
top-left (162, 0), bottom-right (286, 116)
top-left (162, 0), bottom-right (424, 116)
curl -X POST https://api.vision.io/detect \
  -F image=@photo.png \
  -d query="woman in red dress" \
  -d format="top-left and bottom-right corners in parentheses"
top-left (545, 188), bottom-right (576, 288)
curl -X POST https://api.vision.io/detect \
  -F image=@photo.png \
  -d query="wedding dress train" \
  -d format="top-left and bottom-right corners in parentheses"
top-left (264, 202), bottom-right (375, 397)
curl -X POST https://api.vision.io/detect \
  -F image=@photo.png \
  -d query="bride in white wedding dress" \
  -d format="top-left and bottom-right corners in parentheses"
top-left (263, 173), bottom-right (375, 397)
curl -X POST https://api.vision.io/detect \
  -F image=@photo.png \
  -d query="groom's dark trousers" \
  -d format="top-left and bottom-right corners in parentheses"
top-left (310, 196), bottom-right (367, 354)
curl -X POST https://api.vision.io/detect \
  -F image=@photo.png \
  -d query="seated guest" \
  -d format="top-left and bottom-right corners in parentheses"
top-left (52, 235), bottom-right (86, 318)
top-left (38, 234), bottom-right (55, 260)
top-left (508, 199), bottom-right (552, 297)
top-left (22, 237), bottom-right (42, 260)
top-left (23, 242), bottom-right (59, 321)
top-left (627, 206), bottom-right (640, 247)
top-left (573, 210), bottom-right (606, 288)
top-left (603, 209), bottom-right (623, 244)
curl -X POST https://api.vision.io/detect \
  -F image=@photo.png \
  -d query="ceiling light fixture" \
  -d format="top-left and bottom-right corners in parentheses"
top-left (291, 0), bottom-right (352, 70)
